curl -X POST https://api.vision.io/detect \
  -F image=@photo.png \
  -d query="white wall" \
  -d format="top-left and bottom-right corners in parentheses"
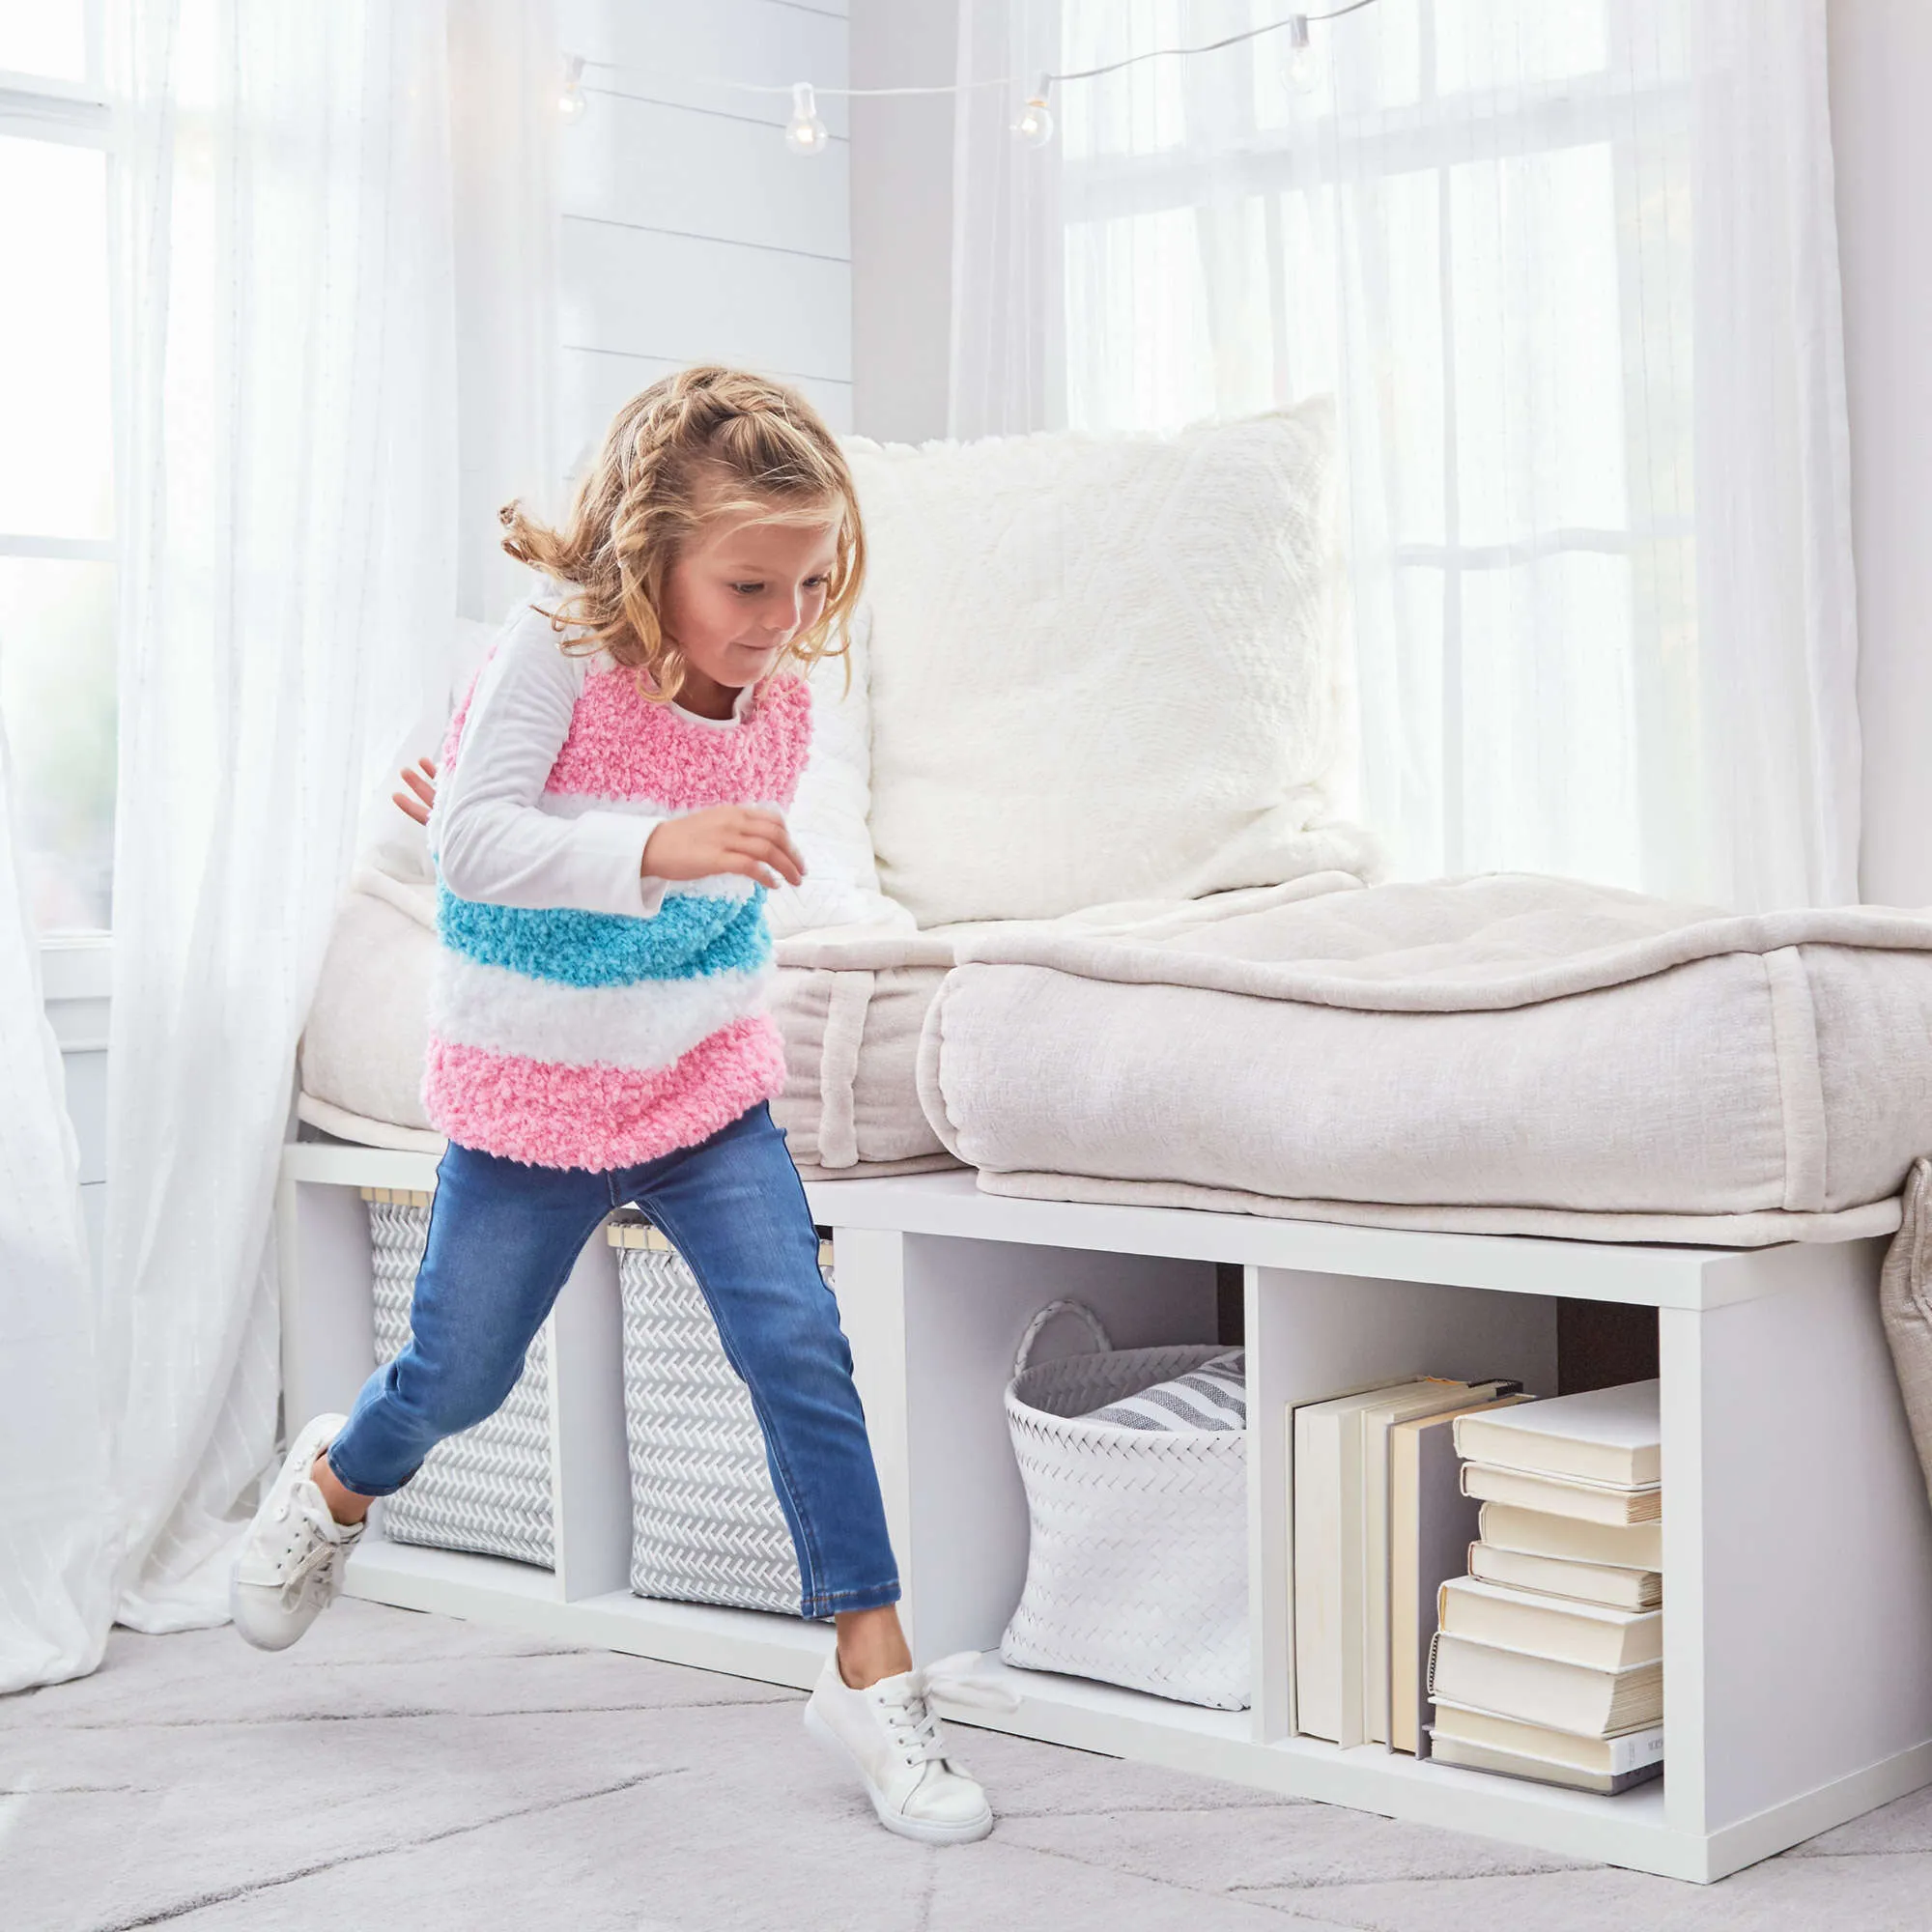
top-left (555, 0), bottom-right (853, 480)
top-left (850, 0), bottom-right (957, 442)
top-left (1829, 0), bottom-right (1932, 908)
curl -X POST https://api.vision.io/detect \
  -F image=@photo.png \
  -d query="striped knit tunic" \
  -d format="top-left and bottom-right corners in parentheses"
top-left (422, 606), bottom-right (811, 1172)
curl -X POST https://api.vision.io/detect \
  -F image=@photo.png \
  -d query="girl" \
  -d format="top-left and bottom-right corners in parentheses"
top-left (231, 365), bottom-right (1002, 1846)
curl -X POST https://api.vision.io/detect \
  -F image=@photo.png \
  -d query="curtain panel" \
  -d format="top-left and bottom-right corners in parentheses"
top-left (952, 0), bottom-right (1860, 910)
top-left (0, 724), bottom-right (110, 1692)
top-left (75, 0), bottom-right (557, 1650)
top-left (98, 0), bottom-right (459, 1634)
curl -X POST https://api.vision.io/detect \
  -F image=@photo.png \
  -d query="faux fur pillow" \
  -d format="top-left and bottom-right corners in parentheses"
top-left (845, 405), bottom-right (1378, 927)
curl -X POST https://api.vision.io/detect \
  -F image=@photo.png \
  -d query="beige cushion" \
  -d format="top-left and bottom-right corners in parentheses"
top-left (918, 873), bottom-right (1932, 1245)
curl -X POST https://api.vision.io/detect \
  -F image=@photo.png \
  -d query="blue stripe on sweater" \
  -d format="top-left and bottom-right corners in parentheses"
top-left (437, 883), bottom-right (771, 989)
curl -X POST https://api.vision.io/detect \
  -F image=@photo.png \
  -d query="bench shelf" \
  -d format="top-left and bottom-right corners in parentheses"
top-left (278, 1145), bottom-right (1932, 1884)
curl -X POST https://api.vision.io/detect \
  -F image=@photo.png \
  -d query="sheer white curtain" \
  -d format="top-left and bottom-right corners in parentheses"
top-left (79, 0), bottom-right (558, 1647)
top-left (952, 0), bottom-right (1860, 910)
top-left (96, 0), bottom-right (457, 1634)
top-left (0, 727), bottom-right (111, 1691)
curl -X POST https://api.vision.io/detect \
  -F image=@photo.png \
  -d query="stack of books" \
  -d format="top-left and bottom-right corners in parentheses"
top-left (1290, 1376), bottom-right (1527, 1748)
top-left (1427, 1380), bottom-right (1664, 1795)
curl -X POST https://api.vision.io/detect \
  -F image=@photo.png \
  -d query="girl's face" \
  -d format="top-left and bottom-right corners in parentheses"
top-left (660, 506), bottom-right (840, 705)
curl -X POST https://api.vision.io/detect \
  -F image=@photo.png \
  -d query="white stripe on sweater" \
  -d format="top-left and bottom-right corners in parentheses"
top-left (429, 953), bottom-right (775, 1071)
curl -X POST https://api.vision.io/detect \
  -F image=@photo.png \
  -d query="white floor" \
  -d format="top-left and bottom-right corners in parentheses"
top-left (6, 1598), bottom-right (1930, 1932)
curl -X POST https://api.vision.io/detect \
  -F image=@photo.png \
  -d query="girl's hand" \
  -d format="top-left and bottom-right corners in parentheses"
top-left (393, 755), bottom-right (438, 826)
top-left (643, 808), bottom-right (806, 891)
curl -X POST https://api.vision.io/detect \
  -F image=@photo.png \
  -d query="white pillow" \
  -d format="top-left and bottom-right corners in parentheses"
top-left (845, 404), bottom-right (1380, 928)
top-left (767, 605), bottom-right (914, 939)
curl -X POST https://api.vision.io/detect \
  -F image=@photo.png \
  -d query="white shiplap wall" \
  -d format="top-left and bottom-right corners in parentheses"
top-left (556, 0), bottom-right (852, 481)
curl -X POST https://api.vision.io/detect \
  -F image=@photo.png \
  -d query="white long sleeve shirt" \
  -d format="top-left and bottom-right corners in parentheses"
top-left (429, 603), bottom-right (754, 919)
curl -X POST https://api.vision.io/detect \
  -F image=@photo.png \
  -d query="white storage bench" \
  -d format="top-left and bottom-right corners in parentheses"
top-left (277, 1142), bottom-right (1932, 1884)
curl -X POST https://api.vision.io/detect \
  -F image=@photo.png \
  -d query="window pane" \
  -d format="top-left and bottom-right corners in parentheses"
top-left (1063, 0), bottom-right (1191, 160)
top-left (1434, 0), bottom-right (1609, 96)
top-left (1460, 552), bottom-right (1638, 885)
top-left (1450, 142), bottom-right (1626, 544)
top-left (0, 138), bottom-right (114, 542)
top-left (1370, 166), bottom-right (1447, 547)
top-left (0, 4), bottom-right (87, 83)
top-left (0, 558), bottom-right (116, 933)
top-left (1065, 207), bottom-right (1216, 432)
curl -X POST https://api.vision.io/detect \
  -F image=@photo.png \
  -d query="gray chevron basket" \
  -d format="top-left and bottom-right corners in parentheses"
top-left (611, 1218), bottom-right (812, 1616)
top-left (364, 1188), bottom-right (556, 1569)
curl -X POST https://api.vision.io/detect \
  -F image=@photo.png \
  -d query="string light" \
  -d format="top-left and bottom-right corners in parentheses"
top-left (1283, 15), bottom-right (1321, 93)
top-left (564, 1), bottom-right (1376, 152)
top-left (783, 81), bottom-right (831, 156)
top-left (1013, 72), bottom-right (1055, 149)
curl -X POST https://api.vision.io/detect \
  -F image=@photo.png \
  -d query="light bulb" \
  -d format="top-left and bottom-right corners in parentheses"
top-left (558, 55), bottom-right (588, 123)
top-left (785, 81), bottom-right (830, 156)
top-left (1283, 14), bottom-right (1319, 94)
top-left (1013, 73), bottom-right (1055, 148)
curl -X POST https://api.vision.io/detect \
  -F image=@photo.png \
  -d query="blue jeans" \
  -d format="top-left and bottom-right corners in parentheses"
top-left (326, 1102), bottom-right (900, 1619)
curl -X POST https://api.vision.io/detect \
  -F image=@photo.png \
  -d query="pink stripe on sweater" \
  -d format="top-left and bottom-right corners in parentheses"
top-left (423, 1014), bottom-right (787, 1171)
top-left (545, 668), bottom-right (810, 810)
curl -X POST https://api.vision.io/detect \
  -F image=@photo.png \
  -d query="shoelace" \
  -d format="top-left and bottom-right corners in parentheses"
top-left (274, 1501), bottom-right (358, 1613)
top-left (875, 1652), bottom-right (1021, 1767)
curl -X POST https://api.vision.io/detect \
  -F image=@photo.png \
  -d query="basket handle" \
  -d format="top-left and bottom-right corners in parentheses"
top-left (1012, 1299), bottom-right (1113, 1378)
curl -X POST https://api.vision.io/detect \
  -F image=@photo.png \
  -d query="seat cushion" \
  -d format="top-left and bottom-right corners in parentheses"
top-left (917, 873), bottom-right (1932, 1245)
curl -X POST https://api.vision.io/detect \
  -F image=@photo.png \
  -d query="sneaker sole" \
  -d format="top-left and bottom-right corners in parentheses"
top-left (802, 1702), bottom-right (995, 1845)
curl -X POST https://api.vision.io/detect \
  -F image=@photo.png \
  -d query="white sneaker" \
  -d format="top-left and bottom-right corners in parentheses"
top-left (804, 1650), bottom-right (1018, 1845)
top-left (229, 1412), bottom-right (365, 1652)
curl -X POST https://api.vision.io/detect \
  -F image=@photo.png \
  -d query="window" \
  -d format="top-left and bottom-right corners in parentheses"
top-left (1, 2), bottom-right (117, 933)
top-left (1054, 0), bottom-right (1699, 892)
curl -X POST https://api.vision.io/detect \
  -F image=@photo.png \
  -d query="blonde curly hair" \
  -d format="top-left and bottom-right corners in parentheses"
top-left (499, 364), bottom-right (865, 705)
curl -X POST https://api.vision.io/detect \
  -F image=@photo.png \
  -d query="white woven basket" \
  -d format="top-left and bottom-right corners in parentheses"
top-left (611, 1219), bottom-right (812, 1616)
top-left (364, 1190), bottom-right (556, 1570)
top-left (1000, 1300), bottom-right (1250, 1709)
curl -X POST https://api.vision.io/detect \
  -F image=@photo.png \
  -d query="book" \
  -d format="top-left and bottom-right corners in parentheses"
top-left (1361, 1379), bottom-right (1518, 1747)
top-left (1387, 1393), bottom-right (1534, 1756)
top-left (1469, 1540), bottom-right (1661, 1610)
top-left (1429, 1631), bottom-right (1663, 1736)
top-left (1437, 1577), bottom-right (1662, 1671)
top-left (1452, 1380), bottom-right (1661, 1489)
top-left (1432, 1700), bottom-right (1665, 1781)
top-left (1293, 1379), bottom-right (1440, 1744)
top-left (1462, 1463), bottom-right (1662, 1525)
top-left (1427, 1728), bottom-right (1664, 1795)
top-left (1479, 1502), bottom-right (1663, 1573)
